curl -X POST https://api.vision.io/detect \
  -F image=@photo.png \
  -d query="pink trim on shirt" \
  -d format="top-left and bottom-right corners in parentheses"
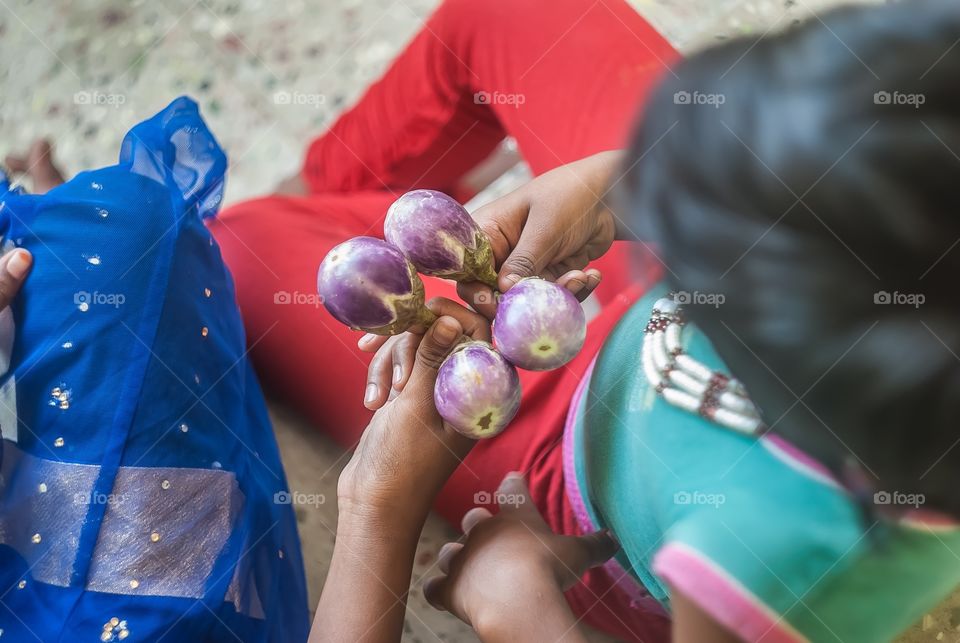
top-left (653, 542), bottom-right (807, 643)
top-left (562, 355), bottom-right (597, 533)
top-left (561, 356), bottom-right (666, 614)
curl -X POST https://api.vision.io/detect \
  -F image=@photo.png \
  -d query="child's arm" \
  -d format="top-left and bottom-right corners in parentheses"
top-left (310, 311), bottom-right (485, 642)
top-left (423, 473), bottom-right (617, 643)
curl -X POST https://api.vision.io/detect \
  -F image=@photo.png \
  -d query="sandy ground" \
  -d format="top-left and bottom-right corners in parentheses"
top-left (2, 0), bottom-right (956, 640)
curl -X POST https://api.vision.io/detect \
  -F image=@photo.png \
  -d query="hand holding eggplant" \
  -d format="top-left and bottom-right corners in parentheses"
top-left (321, 170), bottom-right (613, 438)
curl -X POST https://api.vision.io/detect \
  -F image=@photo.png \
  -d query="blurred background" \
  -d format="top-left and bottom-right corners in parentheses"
top-left (3, 0), bottom-right (954, 640)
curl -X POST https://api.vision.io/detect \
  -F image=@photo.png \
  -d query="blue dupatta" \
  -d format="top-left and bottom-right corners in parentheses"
top-left (0, 97), bottom-right (308, 641)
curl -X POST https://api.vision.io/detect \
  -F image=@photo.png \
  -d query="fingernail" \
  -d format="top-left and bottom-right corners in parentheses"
top-left (364, 383), bottom-right (378, 404)
top-left (359, 334), bottom-right (375, 346)
top-left (504, 274), bottom-right (521, 285)
top-left (587, 273), bottom-right (602, 285)
top-left (6, 250), bottom-right (31, 280)
top-left (567, 279), bottom-right (585, 294)
top-left (393, 364), bottom-right (403, 384)
top-left (435, 319), bottom-right (458, 346)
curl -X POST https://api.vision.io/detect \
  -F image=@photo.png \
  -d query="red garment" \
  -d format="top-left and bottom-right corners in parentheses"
top-left (209, 1), bottom-right (678, 639)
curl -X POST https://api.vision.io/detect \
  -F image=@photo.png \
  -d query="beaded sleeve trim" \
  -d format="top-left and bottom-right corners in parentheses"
top-left (642, 296), bottom-right (766, 435)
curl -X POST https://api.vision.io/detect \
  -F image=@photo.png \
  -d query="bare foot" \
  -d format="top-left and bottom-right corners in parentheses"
top-left (4, 140), bottom-right (66, 194)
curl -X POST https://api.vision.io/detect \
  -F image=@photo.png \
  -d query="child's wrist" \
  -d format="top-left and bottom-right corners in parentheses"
top-left (336, 494), bottom-right (428, 541)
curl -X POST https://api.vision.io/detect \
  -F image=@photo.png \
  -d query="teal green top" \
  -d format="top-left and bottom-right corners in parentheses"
top-left (572, 283), bottom-right (960, 642)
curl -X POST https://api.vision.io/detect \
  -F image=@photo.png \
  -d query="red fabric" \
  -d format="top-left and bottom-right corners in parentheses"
top-left (209, 1), bottom-right (678, 640)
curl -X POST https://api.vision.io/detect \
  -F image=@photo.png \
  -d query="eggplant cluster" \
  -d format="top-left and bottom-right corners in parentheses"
top-left (317, 190), bottom-right (586, 439)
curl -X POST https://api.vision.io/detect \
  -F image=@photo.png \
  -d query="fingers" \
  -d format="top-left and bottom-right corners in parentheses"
top-left (456, 281), bottom-right (498, 320)
top-left (461, 507), bottom-right (492, 534)
top-left (423, 542), bottom-right (465, 613)
top-left (437, 542), bottom-right (463, 574)
top-left (364, 334), bottom-right (420, 409)
top-left (0, 249), bottom-right (32, 310)
top-left (364, 336), bottom-right (394, 409)
top-left (422, 575), bottom-right (449, 612)
top-left (456, 270), bottom-right (599, 321)
top-left (495, 472), bottom-right (532, 510)
top-left (390, 337), bottom-right (417, 391)
top-left (403, 316), bottom-right (463, 406)
top-left (357, 333), bottom-right (389, 353)
top-left (425, 297), bottom-right (491, 342)
top-left (556, 268), bottom-right (602, 303)
top-left (497, 222), bottom-right (551, 292)
top-left (564, 530), bottom-right (620, 574)
top-left (470, 195), bottom-right (523, 268)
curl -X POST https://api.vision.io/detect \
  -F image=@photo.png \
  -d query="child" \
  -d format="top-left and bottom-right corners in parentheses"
top-left (425, 0), bottom-right (960, 640)
top-left (305, 0), bottom-right (960, 641)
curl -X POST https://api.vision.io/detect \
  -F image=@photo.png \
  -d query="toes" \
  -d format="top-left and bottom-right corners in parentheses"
top-left (3, 154), bottom-right (27, 174)
top-left (27, 139), bottom-right (65, 192)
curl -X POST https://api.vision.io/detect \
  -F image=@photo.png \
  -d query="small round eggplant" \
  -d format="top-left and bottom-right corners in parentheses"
top-left (317, 236), bottom-right (436, 335)
top-left (492, 277), bottom-right (586, 371)
top-left (434, 341), bottom-right (521, 439)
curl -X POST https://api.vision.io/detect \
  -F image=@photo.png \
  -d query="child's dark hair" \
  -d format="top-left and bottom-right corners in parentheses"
top-left (623, 0), bottom-right (960, 515)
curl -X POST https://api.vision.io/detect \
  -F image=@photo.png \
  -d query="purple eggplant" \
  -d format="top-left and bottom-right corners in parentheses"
top-left (492, 278), bottom-right (586, 371)
top-left (384, 189), bottom-right (498, 288)
top-left (317, 236), bottom-right (436, 335)
top-left (434, 341), bottom-right (521, 439)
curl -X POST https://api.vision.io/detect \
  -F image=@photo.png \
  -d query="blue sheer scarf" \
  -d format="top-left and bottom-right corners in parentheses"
top-left (0, 97), bottom-right (308, 641)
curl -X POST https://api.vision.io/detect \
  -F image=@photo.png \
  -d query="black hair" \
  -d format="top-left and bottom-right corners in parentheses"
top-left (623, 0), bottom-right (960, 515)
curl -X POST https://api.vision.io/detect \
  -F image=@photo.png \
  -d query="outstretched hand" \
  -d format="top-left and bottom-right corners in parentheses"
top-left (339, 311), bottom-right (488, 519)
top-left (456, 151), bottom-right (624, 317)
top-left (423, 473), bottom-right (617, 641)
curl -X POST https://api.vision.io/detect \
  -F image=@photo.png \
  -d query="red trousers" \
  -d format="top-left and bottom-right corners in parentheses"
top-left (210, 1), bottom-right (677, 639)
